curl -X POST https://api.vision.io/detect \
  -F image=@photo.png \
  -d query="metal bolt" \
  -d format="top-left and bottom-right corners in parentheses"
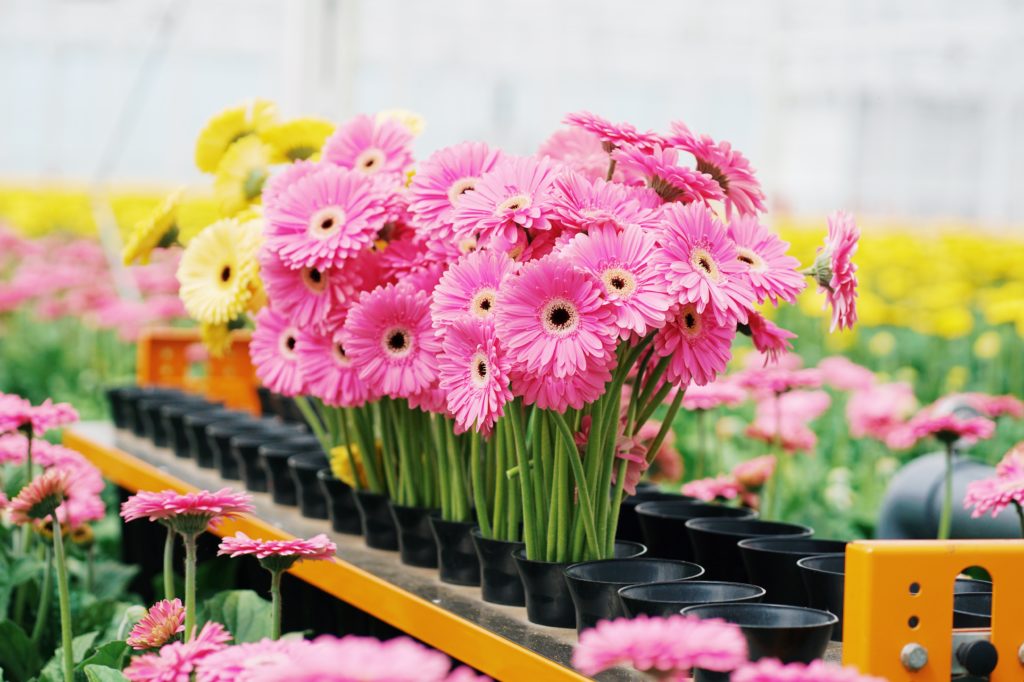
top-left (901, 643), bottom-right (928, 671)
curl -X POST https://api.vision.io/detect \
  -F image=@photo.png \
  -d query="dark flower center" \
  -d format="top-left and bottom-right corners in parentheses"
top-left (220, 266), bottom-right (232, 282)
top-left (697, 257), bottom-right (712, 273)
top-left (320, 217), bottom-right (334, 231)
top-left (610, 276), bottom-right (626, 290)
top-left (388, 331), bottom-right (408, 351)
top-left (549, 306), bottom-right (571, 328)
top-left (309, 268), bottom-right (322, 283)
top-left (684, 313), bottom-right (697, 329)
top-left (696, 159), bottom-right (730, 192)
top-left (477, 361), bottom-right (487, 377)
top-left (480, 298), bottom-right (491, 311)
top-left (738, 255), bottom-right (755, 265)
top-left (286, 336), bottom-right (297, 351)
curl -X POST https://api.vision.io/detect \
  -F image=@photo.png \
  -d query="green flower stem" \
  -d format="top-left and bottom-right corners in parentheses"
top-left (51, 515), bottom-right (73, 682)
top-left (86, 545), bottom-right (95, 593)
top-left (293, 396), bottom-right (330, 453)
top-left (1014, 501), bottom-right (1024, 539)
top-left (469, 429), bottom-right (491, 537)
top-left (938, 443), bottom-right (955, 540)
top-left (163, 525), bottom-right (175, 601)
top-left (550, 410), bottom-right (600, 559)
top-left (30, 547), bottom-right (53, 644)
top-left (337, 409), bottom-right (362, 491)
top-left (490, 426), bottom-right (507, 539)
top-left (507, 405), bottom-right (539, 558)
top-left (270, 569), bottom-right (283, 640)
top-left (433, 417), bottom-right (452, 518)
top-left (183, 532), bottom-right (198, 639)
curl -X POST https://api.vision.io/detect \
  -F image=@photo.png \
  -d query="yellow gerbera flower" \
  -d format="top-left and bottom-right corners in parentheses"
top-left (176, 194), bottom-right (222, 245)
top-left (330, 444), bottom-right (370, 488)
top-left (213, 137), bottom-right (275, 216)
top-left (121, 188), bottom-right (184, 265)
top-left (376, 109), bottom-right (425, 136)
top-left (260, 117), bottom-right (335, 162)
top-left (200, 321), bottom-right (234, 357)
top-left (176, 217), bottom-right (263, 325)
top-left (194, 99), bottom-right (277, 173)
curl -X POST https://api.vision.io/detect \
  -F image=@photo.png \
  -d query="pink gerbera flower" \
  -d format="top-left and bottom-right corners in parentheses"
top-left (955, 393), bottom-right (1024, 420)
top-left (654, 304), bottom-right (736, 386)
top-left (560, 225), bottom-right (672, 337)
top-left (494, 255), bottom-right (618, 379)
top-left (343, 283), bottom-right (441, 398)
top-left (251, 308), bottom-right (307, 397)
top-left (408, 142), bottom-right (503, 233)
top-left (550, 171), bottom-right (659, 234)
top-left (127, 599), bottom-right (186, 650)
top-left (512, 354), bottom-right (612, 412)
top-left (682, 475), bottom-right (742, 502)
top-left (746, 391), bottom-right (832, 453)
top-left (263, 164), bottom-right (387, 271)
top-left (733, 455), bottom-right (777, 490)
top-left (0, 433), bottom-right (28, 463)
top-left (727, 216), bottom-right (805, 305)
top-left (8, 469), bottom-right (69, 524)
top-left (0, 393), bottom-right (78, 436)
top-left (563, 111), bottom-right (662, 152)
top-left (735, 367), bottom-right (823, 395)
top-left (537, 127), bottom-right (615, 182)
top-left (120, 488), bottom-right (253, 535)
top-left (887, 412), bottom-right (996, 450)
top-left (818, 356), bottom-right (875, 391)
top-left (295, 327), bottom-right (371, 407)
top-left (218, 532), bottom-right (336, 571)
top-left (262, 160), bottom-right (323, 205)
top-left (668, 122), bottom-right (767, 218)
top-left (846, 382), bottom-right (916, 441)
top-left (732, 659), bottom-right (886, 682)
top-left (611, 435), bottom-right (650, 496)
top-left (743, 311), bottom-right (796, 364)
top-left (124, 622), bottom-right (231, 682)
top-left (655, 202), bottom-right (755, 324)
top-left (809, 211), bottom-right (859, 332)
top-left (430, 249), bottom-right (517, 331)
top-left (196, 639), bottom-right (306, 682)
top-left (681, 378), bottom-right (747, 411)
top-left (438, 319), bottom-right (512, 435)
top-left (613, 144), bottom-right (724, 205)
top-left (322, 114), bottom-right (414, 177)
top-left (964, 443), bottom-right (1024, 520)
top-left (260, 249), bottom-right (355, 332)
top-left (452, 155), bottom-right (560, 251)
top-left (572, 615), bottom-right (748, 679)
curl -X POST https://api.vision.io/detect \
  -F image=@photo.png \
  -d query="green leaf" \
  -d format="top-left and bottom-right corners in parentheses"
top-left (83, 666), bottom-right (128, 682)
top-left (38, 631), bottom-right (99, 682)
top-left (73, 601), bottom-right (136, 642)
top-left (0, 620), bottom-right (41, 682)
top-left (201, 590), bottom-right (271, 643)
top-left (66, 560), bottom-right (138, 601)
top-left (78, 641), bottom-right (129, 674)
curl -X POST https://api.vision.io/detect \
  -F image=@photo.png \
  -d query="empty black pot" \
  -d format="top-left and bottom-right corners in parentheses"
top-left (471, 529), bottom-right (525, 606)
top-left (513, 541), bottom-right (646, 629)
top-left (686, 518), bottom-right (813, 582)
top-left (289, 453), bottom-right (329, 519)
top-left (139, 394), bottom-right (191, 445)
top-left (953, 592), bottom-right (992, 628)
top-left (260, 437), bottom-right (321, 505)
top-left (430, 516), bottom-right (481, 586)
top-left (617, 490), bottom-right (687, 543)
top-left (389, 503), bottom-right (439, 568)
top-left (185, 410), bottom-right (250, 467)
top-left (317, 469), bottom-right (362, 535)
top-left (682, 603), bottom-right (837, 679)
top-left (256, 386), bottom-right (276, 417)
top-left (130, 388), bottom-right (185, 437)
top-left (565, 558), bottom-right (705, 632)
top-left (796, 553), bottom-right (845, 641)
top-left (161, 400), bottom-right (219, 458)
top-left (105, 386), bottom-right (133, 428)
top-left (618, 580), bottom-right (765, 618)
top-left (352, 490), bottom-right (398, 551)
top-left (955, 577), bottom-right (993, 594)
top-left (738, 537), bottom-right (848, 607)
top-left (637, 500), bottom-right (757, 561)
top-left (224, 425), bottom-right (287, 484)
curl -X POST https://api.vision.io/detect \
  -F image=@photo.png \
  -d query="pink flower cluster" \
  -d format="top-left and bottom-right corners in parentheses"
top-left (125, 621), bottom-right (232, 682)
top-left (683, 455), bottom-right (777, 508)
top-left (733, 659), bottom-right (886, 682)
top-left (217, 532), bottom-right (336, 562)
top-left (0, 392), bottom-right (78, 436)
top-left (121, 488), bottom-right (253, 533)
top-left (964, 442), bottom-right (1024, 520)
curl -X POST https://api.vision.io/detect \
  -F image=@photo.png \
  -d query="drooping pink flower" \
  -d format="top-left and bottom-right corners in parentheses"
top-left (537, 127), bottom-right (617, 182)
top-left (954, 393), bottom-right (1024, 420)
top-left (124, 622), bottom-right (231, 682)
top-left (613, 144), bottom-right (724, 205)
top-left (887, 412), bottom-right (996, 450)
top-left (964, 457), bottom-right (1024, 521)
top-left (563, 111), bottom-right (662, 152)
top-left (264, 164), bottom-right (387, 271)
top-left (438, 319), bottom-right (512, 435)
top-left (572, 615), bottom-right (748, 679)
top-left (343, 283), bottom-right (441, 398)
top-left (495, 255), bottom-right (618, 379)
top-left (727, 216), bottom-right (805, 305)
top-left (682, 475), bottom-right (742, 502)
top-left (408, 142), bottom-right (503, 234)
top-left (550, 171), bottom-right (659, 234)
top-left (251, 308), bottom-right (307, 398)
top-left (218, 532), bottom-right (336, 563)
top-left (196, 639), bottom-right (307, 682)
top-left (8, 469), bottom-right (69, 524)
top-left (560, 225), bottom-right (672, 337)
top-left (733, 455), bottom-right (777, 490)
top-left (120, 489), bottom-right (253, 534)
top-left (744, 312), bottom-right (797, 364)
top-left (654, 202), bottom-right (755, 324)
top-left (654, 303), bottom-right (736, 387)
top-left (295, 326), bottom-right (371, 408)
top-left (681, 377), bottom-right (747, 411)
top-left (430, 249), bottom-right (517, 331)
top-left (817, 356), bottom-right (875, 392)
top-left (611, 435), bottom-right (651, 496)
top-left (811, 211), bottom-right (859, 332)
top-left (667, 122), bottom-right (766, 218)
top-left (846, 382), bottom-right (916, 441)
top-left (732, 659), bottom-right (886, 682)
top-left (510, 354), bottom-right (613, 412)
top-left (260, 249), bottom-right (355, 332)
top-left (452, 155), bottom-right (560, 251)
top-left (322, 114), bottom-right (414, 178)
top-left (127, 599), bottom-right (186, 650)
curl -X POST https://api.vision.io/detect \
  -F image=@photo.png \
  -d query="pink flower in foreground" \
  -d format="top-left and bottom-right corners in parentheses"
top-left (127, 599), bottom-right (186, 650)
top-left (431, 249), bottom-right (517, 330)
top-left (744, 312), bottom-right (796, 364)
top-left (295, 327), bottom-right (371, 408)
top-left (613, 144), bottom-right (724, 205)
top-left (409, 141), bottom-right (503, 233)
top-left (259, 249), bottom-right (355, 332)
top-left (8, 469), bottom-right (69, 524)
top-left (322, 113), bottom-right (414, 178)
top-left (196, 639), bottom-right (307, 682)
top-left (727, 216), bottom-right (805, 305)
top-left (733, 455), bottom-right (777, 490)
top-left (438, 319), bottom-right (512, 435)
top-left (682, 475), bottom-right (742, 502)
top-left (573, 615), bottom-right (748, 679)
top-left (846, 382), bottom-right (917, 441)
top-left (818, 356), bottom-right (875, 391)
top-left (218, 532), bottom-right (336, 571)
top-left (510, 354), bottom-right (612, 412)
top-left (667, 122), bottom-right (766, 218)
top-left (887, 412), bottom-right (996, 450)
top-left (681, 379), bottom-right (747, 411)
top-left (654, 304), bottom-right (736, 387)
top-left (251, 308), bottom-right (307, 398)
top-left (120, 489), bottom-right (253, 534)
top-left (564, 111), bottom-right (662, 152)
top-left (124, 622), bottom-right (231, 682)
top-left (732, 659), bottom-right (886, 682)
top-left (811, 211), bottom-right (859, 332)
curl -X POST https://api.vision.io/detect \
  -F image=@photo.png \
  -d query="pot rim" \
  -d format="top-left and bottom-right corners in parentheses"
top-left (469, 527), bottom-right (525, 544)
top-left (635, 499), bottom-right (754, 520)
top-left (737, 537), bottom-right (847, 555)
top-left (953, 592), bottom-right (992, 618)
top-left (796, 552), bottom-right (846, 576)
top-left (685, 517), bottom-right (813, 537)
top-left (564, 558), bottom-right (704, 584)
top-left (680, 602), bottom-right (839, 629)
top-left (618, 579), bottom-right (766, 600)
top-left (512, 547), bottom-right (569, 568)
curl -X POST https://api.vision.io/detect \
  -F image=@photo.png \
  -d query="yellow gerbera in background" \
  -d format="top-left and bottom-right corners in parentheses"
top-left (213, 136), bottom-right (275, 216)
top-left (199, 321), bottom-right (233, 357)
top-left (330, 443), bottom-right (370, 488)
top-left (194, 99), bottom-right (278, 173)
top-left (260, 117), bottom-right (335, 162)
top-left (376, 109), bottom-right (425, 136)
top-left (176, 217), bottom-right (263, 325)
top-left (121, 188), bottom-right (184, 265)
top-left (175, 193), bottom-right (222, 245)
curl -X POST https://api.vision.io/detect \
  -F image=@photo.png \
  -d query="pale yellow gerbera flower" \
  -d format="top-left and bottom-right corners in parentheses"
top-left (194, 99), bottom-right (277, 173)
top-left (260, 117), bottom-right (335, 162)
top-left (121, 188), bottom-right (184, 265)
top-left (175, 194), bottom-right (222, 245)
top-left (213, 137), bottom-right (275, 216)
top-left (176, 218), bottom-right (263, 325)
top-left (376, 109), bottom-right (425, 136)
top-left (200, 321), bottom-right (234, 357)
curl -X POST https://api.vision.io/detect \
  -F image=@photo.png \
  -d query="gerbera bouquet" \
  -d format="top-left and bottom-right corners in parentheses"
top-left (149, 104), bottom-right (857, 562)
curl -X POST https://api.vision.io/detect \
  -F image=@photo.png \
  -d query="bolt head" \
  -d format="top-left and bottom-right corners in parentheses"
top-left (901, 643), bottom-right (928, 671)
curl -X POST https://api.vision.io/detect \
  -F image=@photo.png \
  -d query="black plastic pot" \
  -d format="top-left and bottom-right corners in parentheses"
top-left (222, 424), bottom-right (283, 483)
top-left (289, 453), bottom-right (329, 519)
top-left (430, 516), bottom-right (481, 586)
top-left (185, 410), bottom-right (249, 467)
top-left (138, 395), bottom-right (191, 445)
top-left (686, 518), bottom-right (813, 582)
top-left (796, 553), bottom-right (845, 641)
top-left (260, 438), bottom-right (321, 505)
top-left (256, 386), bottom-right (276, 417)
top-left (637, 500), bottom-right (757, 561)
top-left (953, 592), bottom-right (992, 628)
top-left (738, 537), bottom-right (848, 607)
top-left (955, 577), bottom-right (993, 594)
top-left (618, 580), bottom-right (765, 618)
top-left (513, 541), bottom-right (646, 629)
top-left (565, 558), bottom-right (705, 632)
top-left (317, 469), bottom-right (363, 535)
top-left (161, 400), bottom-right (219, 458)
top-left (352, 490), bottom-right (398, 551)
top-left (105, 386), bottom-right (133, 428)
top-left (389, 503), bottom-right (439, 568)
top-left (682, 603), bottom-right (837, 680)
top-left (471, 529), bottom-right (525, 606)
top-left (617, 490), bottom-right (687, 543)
top-left (130, 388), bottom-right (185, 437)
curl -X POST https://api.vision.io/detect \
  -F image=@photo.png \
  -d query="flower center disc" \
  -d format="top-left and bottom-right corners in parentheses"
top-left (497, 193), bottom-right (531, 215)
top-left (382, 327), bottom-right (413, 358)
top-left (457, 237), bottom-right (478, 254)
top-left (690, 248), bottom-right (722, 282)
top-left (736, 247), bottom-right (764, 272)
top-left (279, 329), bottom-right (299, 359)
top-left (447, 177), bottom-right (478, 206)
top-left (308, 206), bottom-right (347, 240)
top-left (470, 352), bottom-right (489, 388)
top-left (301, 267), bottom-right (328, 293)
top-left (679, 306), bottom-right (703, 338)
top-left (470, 288), bottom-right (497, 318)
top-left (541, 298), bottom-right (579, 336)
top-left (354, 148), bottom-right (386, 174)
top-left (219, 264), bottom-right (232, 284)
top-left (601, 267), bottom-right (637, 298)
top-left (332, 342), bottom-right (351, 367)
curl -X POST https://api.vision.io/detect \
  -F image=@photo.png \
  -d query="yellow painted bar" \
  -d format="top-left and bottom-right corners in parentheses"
top-left (64, 428), bottom-right (590, 682)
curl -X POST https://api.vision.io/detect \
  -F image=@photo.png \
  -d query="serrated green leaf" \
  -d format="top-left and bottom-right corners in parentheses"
top-left (200, 590), bottom-right (271, 643)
